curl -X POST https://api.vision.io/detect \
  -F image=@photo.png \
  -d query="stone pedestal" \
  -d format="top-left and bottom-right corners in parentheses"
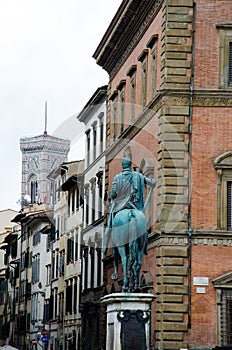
top-left (102, 292), bottom-right (155, 350)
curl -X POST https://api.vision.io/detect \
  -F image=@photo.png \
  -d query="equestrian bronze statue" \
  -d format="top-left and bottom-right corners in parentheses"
top-left (102, 157), bottom-right (156, 292)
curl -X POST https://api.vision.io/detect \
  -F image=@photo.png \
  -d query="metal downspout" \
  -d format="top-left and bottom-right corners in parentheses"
top-left (188, 1), bottom-right (196, 329)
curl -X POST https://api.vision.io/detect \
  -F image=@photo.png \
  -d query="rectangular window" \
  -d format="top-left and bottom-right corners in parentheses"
top-left (72, 190), bottom-right (75, 213)
top-left (75, 233), bottom-right (78, 260)
top-left (68, 193), bottom-right (71, 216)
top-left (99, 116), bottom-right (104, 153)
top-left (67, 237), bottom-right (74, 264)
top-left (109, 90), bottom-right (118, 142)
top-left (76, 187), bottom-right (80, 210)
top-left (127, 65), bottom-right (137, 122)
top-left (66, 283), bottom-right (72, 314)
top-left (97, 248), bottom-right (102, 287)
top-left (93, 124), bottom-right (97, 160)
top-left (90, 247), bottom-right (95, 289)
top-left (86, 130), bottom-right (91, 167)
top-left (229, 42), bottom-right (232, 86)
top-left (83, 247), bottom-right (88, 290)
top-left (147, 35), bottom-right (158, 99)
top-left (138, 50), bottom-right (148, 108)
top-left (92, 189), bottom-right (96, 222)
top-left (217, 26), bottom-right (232, 88)
top-left (227, 181), bottom-right (232, 230)
top-left (113, 100), bottom-right (117, 141)
top-left (219, 289), bottom-right (232, 345)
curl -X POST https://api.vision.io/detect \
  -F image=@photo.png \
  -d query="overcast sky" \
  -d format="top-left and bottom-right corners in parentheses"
top-left (0, 0), bottom-right (122, 211)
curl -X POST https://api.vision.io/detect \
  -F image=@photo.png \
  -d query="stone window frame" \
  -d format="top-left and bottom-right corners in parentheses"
top-left (92, 121), bottom-right (97, 161)
top-left (98, 112), bottom-right (104, 154)
top-left (85, 129), bottom-right (91, 167)
top-left (109, 90), bottom-right (118, 142)
top-left (214, 151), bottom-right (232, 230)
top-left (127, 65), bottom-right (137, 123)
top-left (216, 24), bottom-right (232, 89)
top-left (147, 35), bottom-right (158, 100)
top-left (212, 272), bottom-right (232, 345)
top-left (138, 49), bottom-right (149, 108)
top-left (140, 157), bottom-right (155, 234)
top-left (117, 79), bottom-right (126, 135)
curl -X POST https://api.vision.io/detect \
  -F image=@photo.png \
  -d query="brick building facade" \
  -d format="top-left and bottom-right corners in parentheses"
top-left (94, 0), bottom-right (232, 348)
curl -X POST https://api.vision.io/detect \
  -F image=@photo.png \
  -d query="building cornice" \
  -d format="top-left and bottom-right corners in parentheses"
top-left (20, 134), bottom-right (70, 154)
top-left (93, 0), bottom-right (162, 78)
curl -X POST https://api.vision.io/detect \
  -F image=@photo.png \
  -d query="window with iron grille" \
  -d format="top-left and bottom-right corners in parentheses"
top-left (221, 289), bottom-right (232, 345)
top-left (217, 25), bottom-right (232, 89)
top-left (229, 42), bottom-right (232, 86)
top-left (227, 181), bottom-right (232, 230)
top-left (214, 155), bottom-right (232, 230)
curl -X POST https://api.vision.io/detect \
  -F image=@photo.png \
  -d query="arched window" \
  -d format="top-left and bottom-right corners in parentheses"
top-left (214, 152), bottom-right (232, 230)
top-left (28, 174), bottom-right (38, 203)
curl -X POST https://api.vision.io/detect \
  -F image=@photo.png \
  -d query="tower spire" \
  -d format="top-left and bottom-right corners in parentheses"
top-left (44, 101), bottom-right (48, 135)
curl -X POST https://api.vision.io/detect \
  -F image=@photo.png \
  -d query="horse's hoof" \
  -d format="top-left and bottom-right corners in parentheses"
top-left (102, 247), bottom-right (107, 255)
top-left (111, 272), bottom-right (118, 280)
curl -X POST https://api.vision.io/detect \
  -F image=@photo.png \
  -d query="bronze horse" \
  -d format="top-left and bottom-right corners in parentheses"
top-left (111, 208), bottom-right (148, 292)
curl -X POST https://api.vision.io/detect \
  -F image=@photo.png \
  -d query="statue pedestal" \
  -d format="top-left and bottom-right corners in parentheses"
top-left (102, 292), bottom-right (155, 350)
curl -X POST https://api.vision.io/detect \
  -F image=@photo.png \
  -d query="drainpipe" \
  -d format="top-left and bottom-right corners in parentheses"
top-left (187, 1), bottom-right (196, 329)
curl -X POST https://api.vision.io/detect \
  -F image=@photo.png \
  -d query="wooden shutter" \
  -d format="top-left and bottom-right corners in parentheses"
top-left (229, 42), bottom-right (232, 86)
top-left (227, 181), bottom-right (232, 230)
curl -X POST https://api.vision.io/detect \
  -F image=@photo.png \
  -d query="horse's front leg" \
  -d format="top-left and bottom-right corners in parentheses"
top-left (111, 247), bottom-right (119, 280)
top-left (134, 250), bottom-right (143, 291)
top-left (118, 246), bottom-right (128, 292)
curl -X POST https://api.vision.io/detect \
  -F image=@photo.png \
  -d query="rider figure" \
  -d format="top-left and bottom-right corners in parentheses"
top-left (102, 157), bottom-right (156, 254)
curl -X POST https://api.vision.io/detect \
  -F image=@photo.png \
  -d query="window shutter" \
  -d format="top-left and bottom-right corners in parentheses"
top-left (229, 42), bottom-right (232, 86)
top-left (227, 181), bottom-right (232, 230)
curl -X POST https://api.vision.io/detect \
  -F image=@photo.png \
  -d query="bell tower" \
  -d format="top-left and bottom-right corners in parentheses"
top-left (20, 131), bottom-right (70, 207)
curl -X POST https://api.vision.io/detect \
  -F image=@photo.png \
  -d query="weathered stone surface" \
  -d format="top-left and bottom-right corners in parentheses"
top-left (156, 284), bottom-right (188, 295)
top-left (156, 275), bottom-right (184, 284)
top-left (163, 331), bottom-right (184, 340)
top-left (160, 123), bottom-right (188, 133)
top-left (163, 194), bottom-right (188, 204)
top-left (167, 0), bottom-right (193, 6)
top-left (165, 67), bottom-right (187, 75)
top-left (165, 57), bottom-right (191, 68)
top-left (166, 23), bottom-right (189, 30)
top-left (160, 150), bottom-right (185, 160)
top-left (167, 14), bottom-right (193, 22)
top-left (161, 265), bottom-right (188, 276)
top-left (165, 53), bottom-right (188, 60)
top-left (156, 321), bottom-right (188, 331)
top-left (162, 186), bottom-right (184, 194)
top-left (159, 207), bottom-right (187, 223)
top-left (164, 75), bottom-right (191, 83)
top-left (162, 176), bottom-right (188, 186)
top-left (163, 105), bottom-right (189, 115)
top-left (163, 313), bottom-right (184, 322)
top-left (157, 257), bottom-right (184, 267)
top-left (167, 6), bottom-right (190, 15)
top-left (156, 246), bottom-right (188, 258)
top-left (157, 294), bottom-right (184, 303)
top-left (162, 82), bottom-right (190, 89)
top-left (163, 115), bottom-right (186, 124)
top-left (165, 37), bottom-right (188, 45)
top-left (160, 303), bottom-right (188, 313)
top-left (160, 159), bottom-right (188, 168)
top-left (162, 132), bottom-right (185, 142)
top-left (165, 29), bottom-right (192, 37)
top-left (161, 341), bottom-right (188, 349)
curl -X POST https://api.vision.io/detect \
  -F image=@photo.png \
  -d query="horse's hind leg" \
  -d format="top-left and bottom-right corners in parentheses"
top-left (111, 247), bottom-right (119, 280)
top-left (117, 246), bottom-right (128, 292)
top-left (134, 250), bottom-right (143, 291)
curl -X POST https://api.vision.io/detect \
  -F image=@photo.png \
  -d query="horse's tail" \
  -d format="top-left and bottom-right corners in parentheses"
top-left (128, 211), bottom-right (138, 269)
